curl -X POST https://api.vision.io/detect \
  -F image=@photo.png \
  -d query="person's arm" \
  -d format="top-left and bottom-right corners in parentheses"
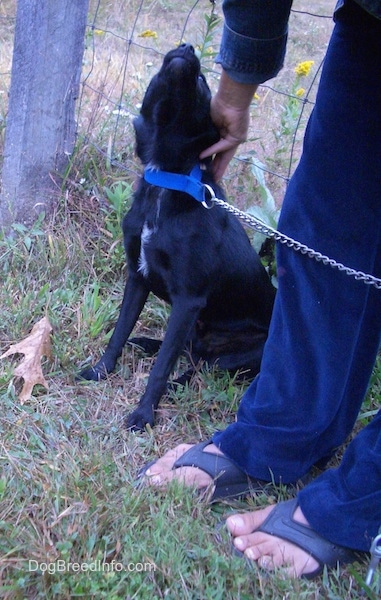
top-left (201, 0), bottom-right (293, 179)
top-left (200, 71), bottom-right (258, 180)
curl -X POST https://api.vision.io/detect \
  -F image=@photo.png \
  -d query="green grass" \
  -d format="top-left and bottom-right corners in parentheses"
top-left (0, 193), bottom-right (380, 600)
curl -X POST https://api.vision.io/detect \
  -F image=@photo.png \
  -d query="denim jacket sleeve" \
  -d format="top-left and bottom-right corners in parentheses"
top-left (336, 0), bottom-right (381, 19)
top-left (215, 0), bottom-right (294, 85)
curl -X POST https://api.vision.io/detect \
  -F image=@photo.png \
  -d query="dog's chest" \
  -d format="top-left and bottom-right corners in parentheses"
top-left (126, 188), bottom-right (212, 300)
top-left (136, 193), bottom-right (164, 278)
top-left (138, 221), bottom-right (154, 277)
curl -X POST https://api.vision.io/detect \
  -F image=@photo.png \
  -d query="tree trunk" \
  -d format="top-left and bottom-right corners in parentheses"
top-left (0, 0), bottom-right (89, 228)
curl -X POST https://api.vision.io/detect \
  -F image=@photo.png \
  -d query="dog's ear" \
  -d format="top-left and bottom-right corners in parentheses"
top-left (133, 114), bottom-right (154, 165)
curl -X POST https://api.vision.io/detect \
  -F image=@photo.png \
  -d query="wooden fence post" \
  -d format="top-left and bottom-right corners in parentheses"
top-left (0, 0), bottom-right (89, 228)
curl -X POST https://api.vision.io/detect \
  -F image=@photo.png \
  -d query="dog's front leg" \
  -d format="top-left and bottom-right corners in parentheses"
top-left (78, 273), bottom-right (149, 381)
top-left (126, 296), bottom-right (206, 431)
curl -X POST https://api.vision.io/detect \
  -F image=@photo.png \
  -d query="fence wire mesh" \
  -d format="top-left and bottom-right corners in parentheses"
top-left (0, 1), bottom-right (334, 208)
top-left (79, 0), bottom-right (333, 201)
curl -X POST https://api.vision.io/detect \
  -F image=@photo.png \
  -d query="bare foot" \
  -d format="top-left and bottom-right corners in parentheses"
top-left (143, 443), bottom-right (224, 490)
top-left (226, 504), bottom-right (320, 578)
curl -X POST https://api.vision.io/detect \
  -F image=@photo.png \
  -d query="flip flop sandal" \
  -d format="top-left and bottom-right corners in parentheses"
top-left (231, 497), bottom-right (358, 579)
top-left (135, 440), bottom-right (275, 502)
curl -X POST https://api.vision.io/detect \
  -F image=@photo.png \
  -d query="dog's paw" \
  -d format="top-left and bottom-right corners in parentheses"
top-left (125, 408), bottom-right (154, 432)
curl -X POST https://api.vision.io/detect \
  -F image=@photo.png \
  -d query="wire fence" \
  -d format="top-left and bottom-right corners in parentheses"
top-left (79, 0), bottom-right (334, 209)
top-left (0, 1), bottom-right (334, 206)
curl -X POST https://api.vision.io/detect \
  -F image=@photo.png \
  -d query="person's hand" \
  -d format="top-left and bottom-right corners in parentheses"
top-left (200, 71), bottom-right (258, 180)
top-left (200, 95), bottom-right (251, 180)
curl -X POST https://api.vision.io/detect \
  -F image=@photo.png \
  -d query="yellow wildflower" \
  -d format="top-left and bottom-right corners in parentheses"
top-left (138, 29), bottom-right (158, 39)
top-left (254, 92), bottom-right (260, 100)
top-left (294, 60), bottom-right (314, 77)
top-left (93, 29), bottom-right (105, 36)
top-left (194, 44), bottom-right (214, 56)
top-left (295, 88), bottom-right (305, 97)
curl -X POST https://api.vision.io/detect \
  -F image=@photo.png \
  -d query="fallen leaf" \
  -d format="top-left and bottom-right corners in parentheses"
top-left (0, 316), bottom-right (53, 403)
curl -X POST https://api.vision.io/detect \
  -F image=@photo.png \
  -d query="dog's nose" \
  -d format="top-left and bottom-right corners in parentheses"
top-left (178, 43), bottom-right (195, 56)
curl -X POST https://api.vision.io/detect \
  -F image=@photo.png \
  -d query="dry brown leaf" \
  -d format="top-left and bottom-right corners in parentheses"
top-left (0, 316), bottom-right (53, 403)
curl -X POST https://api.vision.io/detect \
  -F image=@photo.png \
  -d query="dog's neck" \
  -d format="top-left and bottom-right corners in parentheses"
top-left (144, 163), bottom-right (214, 206)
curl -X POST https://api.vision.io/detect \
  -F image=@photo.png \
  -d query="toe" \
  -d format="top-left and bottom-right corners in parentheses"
top-left (226, 504), bottom-right (275, 537)
top-left (226, 503), bottom-right (321, 578)
top-left (145, 444), bottom-right (194, 475)
top-left (143, 443), bottom-right (220, 489)
top-left (144, 444), bottom-right (195, 483)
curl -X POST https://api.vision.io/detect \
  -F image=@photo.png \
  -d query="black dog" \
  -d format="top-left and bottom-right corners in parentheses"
top-left (79, 44), bottom-right (275, 431)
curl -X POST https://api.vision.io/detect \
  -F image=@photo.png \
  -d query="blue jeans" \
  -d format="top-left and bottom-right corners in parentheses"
top-left (213, 0), bottom-right (381, 552)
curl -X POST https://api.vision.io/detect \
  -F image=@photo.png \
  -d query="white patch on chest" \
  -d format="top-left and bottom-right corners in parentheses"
top-left (138, 222), bottom-right (153, 277)
top-left (138, 192), bottom-right (162, 278)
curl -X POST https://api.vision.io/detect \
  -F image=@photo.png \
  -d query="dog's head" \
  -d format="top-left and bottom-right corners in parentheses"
top-left (133, 44), bottom-right (220, 173)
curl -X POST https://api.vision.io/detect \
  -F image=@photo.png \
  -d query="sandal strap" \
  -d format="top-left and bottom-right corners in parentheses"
top-left (173, 440), bottom-right (248, 484)
top-left (257, 498), bottom-right (357, 573)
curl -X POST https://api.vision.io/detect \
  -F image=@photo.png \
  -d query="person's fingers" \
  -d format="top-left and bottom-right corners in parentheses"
top-left (200, 138), bottom-right (241, 180)
top-left (212, 151), bottom-right (235, 181)
top-left (199, 137), bottom-right (238, 161)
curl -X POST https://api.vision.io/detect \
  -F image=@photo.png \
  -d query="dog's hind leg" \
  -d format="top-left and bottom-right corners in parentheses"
top-left (78, 274), bottom-right (149, 381)
top-left (127, 337), bottom-right (162, 355)
top-left (126, 296), bottom-right (206, 431)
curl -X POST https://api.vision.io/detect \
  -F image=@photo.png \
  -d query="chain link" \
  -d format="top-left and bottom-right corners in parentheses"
top-left (211, 196), bottom-right (381, 290)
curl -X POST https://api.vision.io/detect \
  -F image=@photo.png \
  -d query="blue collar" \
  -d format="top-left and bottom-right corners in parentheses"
top-left (144, 164), bottom-right (213, 206)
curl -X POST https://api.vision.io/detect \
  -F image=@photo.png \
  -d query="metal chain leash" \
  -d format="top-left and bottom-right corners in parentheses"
top-left (208, 194), bottom-right (381, 290)
top-left (365, 531), bottom-right (381, 588)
